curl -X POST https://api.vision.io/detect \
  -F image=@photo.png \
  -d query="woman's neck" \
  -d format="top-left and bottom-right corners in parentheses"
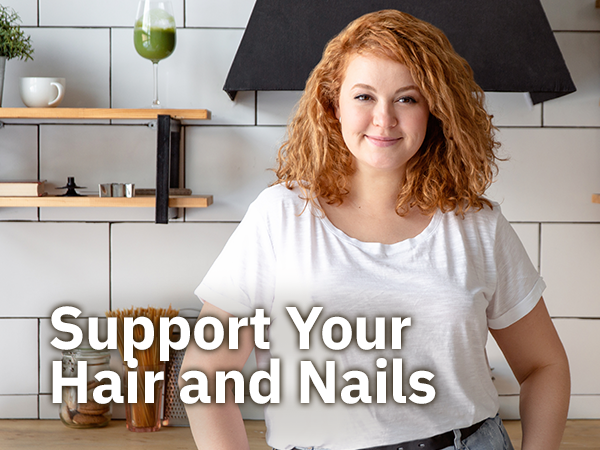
top-left (345, 167), bottom-right (405, 214)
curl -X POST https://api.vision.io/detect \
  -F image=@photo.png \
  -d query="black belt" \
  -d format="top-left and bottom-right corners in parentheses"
top-left (289, 418), bottom-right (486, 450)
top-left (355, 419), bottom-right (486, 450)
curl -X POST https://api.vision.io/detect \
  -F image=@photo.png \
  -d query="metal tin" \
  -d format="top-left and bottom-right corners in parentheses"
top-left (99, 184), bottom-right (111, 197)
top-left (125, 183), bottom-right (135, 198)
top-left (111, 183), bottom-right (125, 197)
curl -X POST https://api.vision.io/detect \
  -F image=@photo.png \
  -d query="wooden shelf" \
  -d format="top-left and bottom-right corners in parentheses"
top-left (593, 194), bottom-right (600, 204)
top-left (0, 107), bottom-right (210, 121)
top-left (0, 195), bottom-right (213, 208)
top-left (0, 108), bottom-right (213, 223)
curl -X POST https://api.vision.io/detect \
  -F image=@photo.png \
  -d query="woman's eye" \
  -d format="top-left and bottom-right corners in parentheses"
top-left (354, 94), bottom-right (373, 101)
top-left (398, 96), bottom-right (416, 104)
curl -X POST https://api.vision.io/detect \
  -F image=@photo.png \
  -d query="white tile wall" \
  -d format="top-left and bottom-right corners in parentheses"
top-left (486, 128), bottom-right (600, 223)
top-left (185, 126), bottom-right (283, 221)
top-left (0, 206), bottom-right (37, 227)
top-left (568, 395), bottom-right (600, 419)
top-left (0, 125), bottom-right (38, 221)
top-left (541, 223), bottom-right (600, 317)
top-left (111, 28), bottom-right (255, 122)
top-left (3, 28), bottom-right (110, 108)
top-left (38, 124), bottom-right (157, 222)
top-left (544, 33), bottom-right (600, 127)
top-left (0, 0), bottom-right (598, 425)
top-left (0, 396), bottom-right (38, 419)
top-left (110, 222), bottom-right (238, 311)
top-left (0, 320), bottom-right (38, 395)
top-left (40, 0), bottom-right (184, 27)
top-left (484, 93), bottom-right (542, 128)
top-left (0, 125), bottom-right (38, 181)
top-left (540, 0), bottom-right (600, 31)
top-left (186, 0), bottom-right (256, 28)
top-left (2, 0), bottom-right (37, 26)
top-left (257, 91), bottom-right (303, 126)
top-left (0, 222), bottom-right (109, 317)
top-left (40, 125), bottom-right (156, 191)
top-left (39, 394), bottom-right (58, 420)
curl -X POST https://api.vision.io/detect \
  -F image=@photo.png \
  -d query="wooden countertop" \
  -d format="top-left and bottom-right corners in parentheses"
top-left (0, 419), bottom-right (270, 449)
top-left (2, 419), bottom-right (599, 449)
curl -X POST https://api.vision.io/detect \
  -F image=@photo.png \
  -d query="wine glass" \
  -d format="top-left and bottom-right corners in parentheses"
top-left (134, 0), bottom-right (176, 108)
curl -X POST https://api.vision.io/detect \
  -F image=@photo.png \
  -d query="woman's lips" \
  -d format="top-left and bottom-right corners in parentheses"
top-left (366, 135), bottom-right (401, 147)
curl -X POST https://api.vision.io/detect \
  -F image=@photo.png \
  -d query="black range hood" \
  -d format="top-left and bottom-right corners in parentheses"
top-left (223, 0), bottom-right (576, 104)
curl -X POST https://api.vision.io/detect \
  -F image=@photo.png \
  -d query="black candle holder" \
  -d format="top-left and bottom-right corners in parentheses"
top-left (57, 177), bottom-right (86, 197)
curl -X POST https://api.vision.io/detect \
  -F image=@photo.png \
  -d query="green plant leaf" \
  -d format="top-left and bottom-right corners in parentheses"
top-left (0, 5), bottom-right (34, 61)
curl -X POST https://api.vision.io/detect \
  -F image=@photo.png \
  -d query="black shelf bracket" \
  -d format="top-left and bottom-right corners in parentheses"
top-left (156, 114), bottom-right (182, 224)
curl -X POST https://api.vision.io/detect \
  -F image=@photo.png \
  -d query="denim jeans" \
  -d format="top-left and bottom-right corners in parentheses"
top-left (445, 414), bottom-right (515, 450)
top-left (285, 414), bottom-right (514, 450)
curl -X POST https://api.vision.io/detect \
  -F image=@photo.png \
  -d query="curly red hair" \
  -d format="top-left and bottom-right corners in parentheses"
top-left (274, 9), bottom-right (500, 217)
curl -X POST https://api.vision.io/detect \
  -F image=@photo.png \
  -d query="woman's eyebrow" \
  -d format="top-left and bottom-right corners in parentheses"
top-left (351, 83), bottom-right (421, 95)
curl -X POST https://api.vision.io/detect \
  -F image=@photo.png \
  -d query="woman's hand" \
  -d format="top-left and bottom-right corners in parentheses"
top-left (490, 297), bottom-right (570, 450)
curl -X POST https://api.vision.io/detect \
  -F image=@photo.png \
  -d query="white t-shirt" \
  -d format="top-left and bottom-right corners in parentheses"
top-left (195, 184), bottom-right (545, 450)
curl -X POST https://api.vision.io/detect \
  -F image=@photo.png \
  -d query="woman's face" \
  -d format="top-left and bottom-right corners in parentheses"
top-left (336, 54), bottom-right (430, 177)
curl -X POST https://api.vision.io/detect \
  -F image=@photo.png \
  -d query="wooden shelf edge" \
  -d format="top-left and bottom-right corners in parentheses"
top-left (593, 193), bottom-right (600, 204)
top-left (0, 195), bottom-right (213, 208)
top-left (0, 108), bottom-right (210, 121)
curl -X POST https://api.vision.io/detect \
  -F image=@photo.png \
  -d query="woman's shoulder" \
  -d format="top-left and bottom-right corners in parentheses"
top-left (437, 200), bottom-right (512, 253)
top-left (248, 183), bottom-right (309, 216)
top-left (252, 182), bottom-right (304, 205)
top-left (469, 199), bottom-right (502, 220)
top-left (442, 198), bottom-right (505, 232)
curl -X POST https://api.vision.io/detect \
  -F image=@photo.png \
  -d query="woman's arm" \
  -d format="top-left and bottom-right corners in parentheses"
top-left (490, 297), bottom-right (570, 450)
top-left (179, 302), bottom-right (256, 450)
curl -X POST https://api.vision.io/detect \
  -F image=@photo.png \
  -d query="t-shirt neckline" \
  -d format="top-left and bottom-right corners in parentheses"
top-left (314, 200), bottom-right (442, 254)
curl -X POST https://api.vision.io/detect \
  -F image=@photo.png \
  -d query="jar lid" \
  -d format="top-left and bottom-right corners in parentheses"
top-left (63, 347), bottom-right (111, 362)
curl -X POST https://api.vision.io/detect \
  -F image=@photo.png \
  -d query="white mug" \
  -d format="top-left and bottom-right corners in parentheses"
top-left (19, 77), bottom-right (66, 107)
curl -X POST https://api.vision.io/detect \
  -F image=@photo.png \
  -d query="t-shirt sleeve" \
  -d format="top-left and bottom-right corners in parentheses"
top-left (194, 195), bottom-right (276, 317)
top-left (487, 212), bottom-right (546, 329)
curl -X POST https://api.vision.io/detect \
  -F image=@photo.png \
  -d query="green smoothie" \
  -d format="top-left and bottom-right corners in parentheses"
top-left (134, 24), bottom-right (176, 62)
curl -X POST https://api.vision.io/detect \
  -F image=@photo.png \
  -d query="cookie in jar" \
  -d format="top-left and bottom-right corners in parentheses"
top-left (60, 348), bottom-right (112, 428)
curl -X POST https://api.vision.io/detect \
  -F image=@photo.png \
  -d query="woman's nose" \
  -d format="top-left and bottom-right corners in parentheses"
top-left (372, 102), bottom-right (398, 128)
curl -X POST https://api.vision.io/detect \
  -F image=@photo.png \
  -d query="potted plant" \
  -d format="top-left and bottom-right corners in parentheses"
top-left (0, 5), bottom-right (34, 106)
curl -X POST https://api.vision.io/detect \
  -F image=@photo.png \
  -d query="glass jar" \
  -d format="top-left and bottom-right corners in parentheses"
top-left (60, 348), bottom-right (112, 428)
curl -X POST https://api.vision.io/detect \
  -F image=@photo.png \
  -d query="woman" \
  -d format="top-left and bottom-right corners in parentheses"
top-left (181, 9), bottom-right (570, 450)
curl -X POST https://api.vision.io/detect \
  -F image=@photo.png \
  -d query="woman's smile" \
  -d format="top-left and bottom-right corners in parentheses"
top-left (365, 135), bottom-right (402, 147)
